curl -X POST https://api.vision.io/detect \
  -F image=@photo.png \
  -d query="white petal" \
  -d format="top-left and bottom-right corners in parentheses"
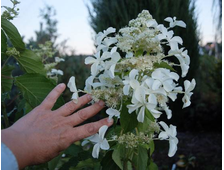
top-left (171, 36), bottom-right (183, 45)
top-left (92, 143), bottom-right (100, 158)
top-left (99, 125), bottom-right (108, 140)
top-left (68, 76), bottom-right (77, 93)
top-left (168, 138), bottom-right (178, 157)
top-left (148, 94), bottom-right (157, 105)
top-left (81, 140), bottom-right (89, 146)
top-left (163, 80), bottom-right (174, 92)
top-left (85, 56), bottom-right (96, 65)
top-left (169, 125), bottom-right (177, 137)
top-left (106, 108), bottom-right (120, 118)
top-left (158, 131), bottom-right (169, 139)
top-left (175, 20), bottom-right (186, 28)
top-left (164, 17), bottom-right (173, 23)
top-left (184, 80), bottom-right (191, 91)
top-left (100, 139), bottom-right (110, 150)
top-left (127, 103), bottom-right (141, 113)
top-left (123, 85), bottom-right (130, 95)
top-left (91, 62), bottom-right (99, 76)
top-left (180, 63), bottom-right (189, 77)
top-left (159, 121), bottom-right (169, 132)
top-left (150, 109), bottom-right (162, 118)
top-left (137, 106), bottom-right (145, 122)
top-left (129, 69), bottom-right (138, 79)
top-left (152, 80), bottom-right (162, 90)
top-left (182, 94), bottom-right (191, 108)
top-left (104, 27), bottom-right (116, 36)
top-left (103, 37), bottom-right (117, 47)
top-left (188, 79), bottom-right (196, 92)
top-left (164, 106), bottom-right (172, 119)
top-left (89, 134), bottom-right (100, 143)
top-left (130, 79), bottom-right (140, 89)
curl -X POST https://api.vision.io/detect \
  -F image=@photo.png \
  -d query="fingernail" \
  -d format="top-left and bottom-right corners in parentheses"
top-left (98, 100), bottom-right (105, 107)
top-left (87, 94), bottom-right (92, 100)
top-left (107, 117), bottom-right (113, 123)
top-left (59, 83), bottom-right (65, 88)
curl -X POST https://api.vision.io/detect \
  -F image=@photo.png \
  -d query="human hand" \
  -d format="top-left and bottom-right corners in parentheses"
top-left (1, 83), bottom-right (113, 169)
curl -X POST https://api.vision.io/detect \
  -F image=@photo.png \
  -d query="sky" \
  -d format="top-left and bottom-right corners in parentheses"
top-left (1, 0), bottom-right (218, 55)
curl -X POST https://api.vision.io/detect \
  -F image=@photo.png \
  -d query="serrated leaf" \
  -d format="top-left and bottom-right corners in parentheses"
top-left (133, 146), bottom-right (148, 170)
top-left (13, 49), bottom-right (46, 75)
top-left (1, 18), bottom-right (25, 51)
top-left (101, 150), bottom-right (120, 170)
top-left (1, 65), bottom-right (14, 92)
top-left (1, 29), bottom-right (7, 55)
top-left (15, 74), bottom-right (64, 110)
top-left (120, 104), bottom-right (138, 133)
top-left (153, 62), bottom-right (176, 72)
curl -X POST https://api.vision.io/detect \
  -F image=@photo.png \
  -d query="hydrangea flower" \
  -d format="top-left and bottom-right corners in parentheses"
top-left (68, 10), bottom-right (196, 160)
top-left (82, 125), bottom-right (110, 158)
top-left (159, 121), bottom-right (178, 157)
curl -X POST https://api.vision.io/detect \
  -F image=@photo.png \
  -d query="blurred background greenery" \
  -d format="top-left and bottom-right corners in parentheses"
top-left (2, 0), bottom-right (222, 169)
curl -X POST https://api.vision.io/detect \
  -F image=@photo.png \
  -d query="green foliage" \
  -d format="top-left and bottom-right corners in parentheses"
top-left (120, 103), bottom-right (138, 133)
top-left (1, 17), bottom-right (25, 51)
top-left (133, 146), bottom-right (148, 170)
top-left (15, 74), bottom-right (64, 109)
top-left (1, 65), bottom-right (14, 92)
top-left (101, 150), bottom-right (120, 170)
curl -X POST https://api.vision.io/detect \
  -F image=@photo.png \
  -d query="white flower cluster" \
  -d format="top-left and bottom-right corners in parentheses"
top-left (68, 10), bottom-right (196, 158)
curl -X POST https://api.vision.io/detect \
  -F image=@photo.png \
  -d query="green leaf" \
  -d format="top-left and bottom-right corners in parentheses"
top-left (15, 74), bottom-right (64, 110)
top-left (24, 102), bottom-right (33, 114)
top-left (145, 109), bottom-right (155, 122)
top-left (112, 148), bottom-right (123, 170)
top-left (59, 157), bottom-right (79, 170)
top-left (148, 140), bottom-right (155, 156)
top-left (153, 62), bottom-right (176, 72)
top-left (1, 18), bottom-right (25, 51)
top-left (13, 49), bottom-right (46, 75)
top-left (48, 154), bottom-right (62, 170)
top-left (1, 65), bottom-right (14, 93)
top-left (1, 29), bottom-right (7, 56)
top-left (148, 159), bottom-right (158, 170)
top-left (120, 104), bottom-right (138, 132)
top-left (101, 150), bottom-right (120, 170)
top-left (64, 144), bottom-right (82, 157)
top-left (133, 146), bottom-right (148, 170)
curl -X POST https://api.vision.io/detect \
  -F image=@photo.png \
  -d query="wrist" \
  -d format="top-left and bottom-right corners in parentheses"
top-left (2, 128), bottom-right (33, 169)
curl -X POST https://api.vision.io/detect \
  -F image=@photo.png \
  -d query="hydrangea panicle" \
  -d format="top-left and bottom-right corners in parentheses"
top-left (68, 10), bottom-right (196, 160)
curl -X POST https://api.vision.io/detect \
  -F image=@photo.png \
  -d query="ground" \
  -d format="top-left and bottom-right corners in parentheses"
top-left (153, 132), bottom-right (222, 170)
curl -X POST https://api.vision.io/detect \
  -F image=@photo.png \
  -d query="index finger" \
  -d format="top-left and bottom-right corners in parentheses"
top-left (56, 94), bottom-right (92, 116)
top-left (41, 83), bottom-right (66, 110)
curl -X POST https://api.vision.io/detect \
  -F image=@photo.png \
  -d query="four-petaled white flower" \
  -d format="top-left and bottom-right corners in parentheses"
top-left (157, 24), bottom-right (183, 50)
top-left (127, 89), bottom-right (161, 122)
top-left (82, 125), bottom-right (110, 158)
top-left (168, 48), bottom-right (190, 77)
top-left (67, 76), bottom-right (79, 102)
top-left (122, 69), bottom-right (139, 95)
top-left (95, 27), bottom-right (116, 46)
top-left (55, 57), bottom-right (65, 63)
top-left (85, 51), bottom-right (111, 76)
top-left (159, 121), bottom-right (178, 157)
top-left (151, 68), bottom-right (179, 92)
top-left (164, 17), bottom-right (186, 28)
top-left (182, 79), bottom-right (196, 108)
top-left (106, 108), bottom-right (120, 120)
top-left (48, 69), bottom-right (63, 76)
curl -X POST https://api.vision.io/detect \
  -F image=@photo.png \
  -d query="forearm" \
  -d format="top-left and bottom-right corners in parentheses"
top-left (2, 128), bottom-right (33, 169)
